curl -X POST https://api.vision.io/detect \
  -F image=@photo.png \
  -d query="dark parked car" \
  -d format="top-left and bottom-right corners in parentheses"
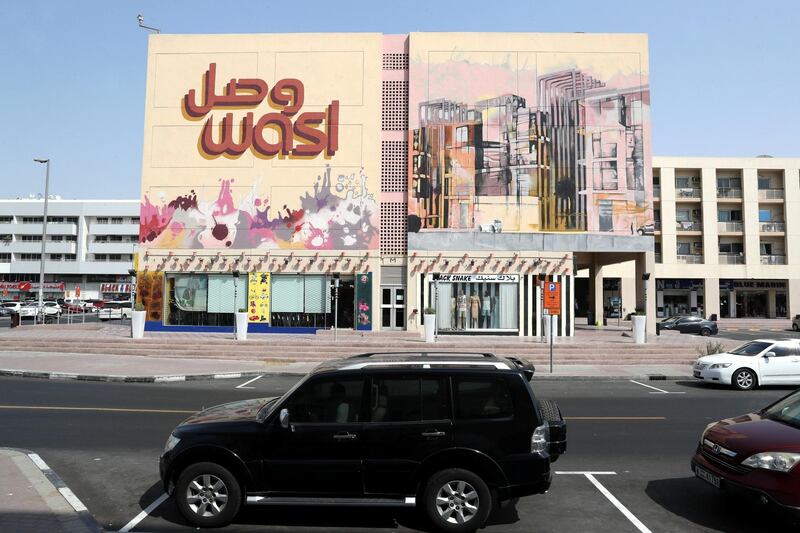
top-left (159, 352), bottom-right (567, 532)
top-left (692, 388), bottom-right (800, 511)
top-left (657, 315), bottom-right (718, 336)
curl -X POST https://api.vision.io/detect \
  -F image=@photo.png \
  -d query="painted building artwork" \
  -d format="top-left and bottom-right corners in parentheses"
top-left (408, 34), bottom-right (653, 237)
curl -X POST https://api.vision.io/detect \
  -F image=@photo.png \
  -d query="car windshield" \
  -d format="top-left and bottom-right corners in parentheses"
top-left (763, 391), bottom-right (800, 429)
top-left (729, 341), bottom-right (772, 356)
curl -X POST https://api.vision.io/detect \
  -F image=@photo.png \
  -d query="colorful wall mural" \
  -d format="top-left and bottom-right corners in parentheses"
top-left (407, 33), bottom-right (653, 238)
top-left (139, 34), bottom-right (382, 253)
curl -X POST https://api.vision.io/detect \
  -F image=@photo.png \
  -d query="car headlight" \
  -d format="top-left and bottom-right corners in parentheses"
top-left (709, 363), bottom-right (732, 369)
top-left (741, 452), bottom-right (800, 472)
top-left (164, 434), bottom-right (180, 453)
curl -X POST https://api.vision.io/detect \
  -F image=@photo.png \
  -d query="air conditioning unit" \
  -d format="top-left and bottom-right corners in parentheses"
top-left (691, 177), bottom-right (702, 184)
top-left (691, 209), bottom-right (702, 218)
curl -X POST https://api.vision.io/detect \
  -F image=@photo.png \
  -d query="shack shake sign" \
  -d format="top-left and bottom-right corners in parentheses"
top-left (182, 63), bottom-right (340, 158)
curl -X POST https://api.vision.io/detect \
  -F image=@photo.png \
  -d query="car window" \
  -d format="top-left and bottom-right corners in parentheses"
top-left (729, 341), bottom-right (772, 356)
top-left (454, 377), bottom-right (513, 420)
top-left (771, 345), bottom-right (795, 357)
top-left (764, 391), bottom-right (800, 429)
top-left (286, 377), bottom-right (363, 424)
top-left (369, 376), bottom-right (449, 422)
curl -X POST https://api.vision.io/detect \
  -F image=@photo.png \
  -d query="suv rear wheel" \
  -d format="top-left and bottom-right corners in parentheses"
top-left (423, 468), bottom-right (491, 533)
top-left (175, 462), bottom-right (241, 528)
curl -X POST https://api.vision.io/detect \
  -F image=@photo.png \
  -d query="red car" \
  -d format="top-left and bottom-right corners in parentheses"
top-left (692, 389), bottom-right (800, 511)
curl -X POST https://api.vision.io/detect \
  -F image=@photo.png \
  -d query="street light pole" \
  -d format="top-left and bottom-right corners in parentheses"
top-left (34, 159), bottom-right (50, 325)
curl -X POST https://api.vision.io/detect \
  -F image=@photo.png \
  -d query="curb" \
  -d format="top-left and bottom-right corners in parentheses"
top-left (0, 367), bottom-right (692, 383)
top-left (0, 447), bottom-right (105, 532)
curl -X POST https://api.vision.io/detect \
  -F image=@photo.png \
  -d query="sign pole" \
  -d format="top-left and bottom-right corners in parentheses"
top-left (334, 277), bottom-right (340, 343)
top-left (550, 315), bottom-right (554, 374)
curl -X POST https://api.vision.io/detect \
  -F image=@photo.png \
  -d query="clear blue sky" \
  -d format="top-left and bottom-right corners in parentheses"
top-left (1, 0), bottom-right (797, 199)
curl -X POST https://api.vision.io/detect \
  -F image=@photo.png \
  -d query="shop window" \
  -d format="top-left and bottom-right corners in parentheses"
top-left (271, 275), bottom-right (335, 328)
top-left (165, 274), bottom-right (246, 327)
top-left (430, 281), bottom-right (518, 332)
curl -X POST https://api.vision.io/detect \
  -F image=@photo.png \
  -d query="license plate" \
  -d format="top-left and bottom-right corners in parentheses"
top-left (694, 371), bottom-right (702, 378)
top-left (696, 466), bottom-right (721, 488)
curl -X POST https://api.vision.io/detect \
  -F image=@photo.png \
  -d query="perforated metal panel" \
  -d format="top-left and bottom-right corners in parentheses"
top-left (382, 53), bottom-right (409, 70)
top-left (381, 140), bottom-right (408, 192)
top-left (382, 81), bottom-right (408, 131)
top-left (380, 202), bottom-right (408, 255)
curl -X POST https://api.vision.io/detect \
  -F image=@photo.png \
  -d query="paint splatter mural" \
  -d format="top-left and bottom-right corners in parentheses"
top-left (140, 166), bottom-right (378, 250)
top-left (408, 37), bottom-right (653, 237)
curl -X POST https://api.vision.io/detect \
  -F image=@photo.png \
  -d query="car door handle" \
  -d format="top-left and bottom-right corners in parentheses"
top-left (333, 432), bottom-right (358, 441)
top-left (421, 430), bottom-right (446, 438)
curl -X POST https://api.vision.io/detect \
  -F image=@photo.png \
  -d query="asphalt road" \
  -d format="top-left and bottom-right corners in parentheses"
top-left (0, 313), bottom-right (104, 327)
top-left (2, 375), bottom-right (800, 532)
top-left (717, 327), bottom-right (799, 342)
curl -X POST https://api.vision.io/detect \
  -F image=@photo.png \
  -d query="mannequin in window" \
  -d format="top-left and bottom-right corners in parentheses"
top-left (456, 290), bottom-right (467, 330)
top-left (481, 290), bottom-right (493, 328)
top-left (469, 292), bottom-right (481, 328)
top-left (450, 294), bottom-right (457, 329)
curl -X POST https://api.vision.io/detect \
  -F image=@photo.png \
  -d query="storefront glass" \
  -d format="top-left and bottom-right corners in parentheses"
top-left (429, 275), bottom-right (519, 332)
top-left (165, 274), bottom-right (247, 326)
top-left (270, 275), bottom-right (355, 329)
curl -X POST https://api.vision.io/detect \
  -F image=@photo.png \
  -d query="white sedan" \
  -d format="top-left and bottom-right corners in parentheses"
top-left (693, 339), bottom-right (800, 390)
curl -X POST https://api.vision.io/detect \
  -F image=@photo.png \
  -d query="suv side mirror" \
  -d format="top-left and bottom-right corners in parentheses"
top-left (279, 408), bottom-right (290, 429)
top-left (764, 351), bottom-right (777, 358)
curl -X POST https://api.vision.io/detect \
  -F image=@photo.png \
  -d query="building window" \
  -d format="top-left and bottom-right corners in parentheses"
top-left (0, 253), bottom-right (10, 263)
top-left (759, 209), bottom-right (772, 222)
top-left (96, 217), bottom-right (109, 224)
top-left (21, 235), bottom-right (42, 242)
top-left (111, 217), bottom-right (124, 224)
top-left (675, 177), bottom-right (690, 188)
top-left (109, 254), bottom-right (122, 261)
top-left (49, 235), bottom-right (64, 242)
top-left (94, 254), bottom-right (107, 261)
top-left (49, 254), bottom-right (63, 261)
top-left (20, 253), bottom-right (42, 261)
top-left (109, 235), bottom-right (123, 242)
top-left (0, 216), bottom-right (12, 223)
top-left (677, 243), bottom-right (691, 255)
top-left (64, 254), bottom-right (76, 262)
top-left (22, 217), bottom-right (44, 224)
top-left (130, 217), bottom-right (140, 224)
top-left (719, 242), bottom-right (744, 254)
top-left (757, 177), bottom-right (771, 190)
top-left (47, 216), bottom-right (64, 223)
top-left (0, 234), bottom-right (11, 243)
top-left (65, 217), bottom-right (78, 224)
top-left (65, 235), bottom-right (76, 242)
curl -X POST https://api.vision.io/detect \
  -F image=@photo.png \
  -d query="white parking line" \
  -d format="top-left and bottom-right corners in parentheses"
top-left (629, 379), bottom-right (685, 394)
top-left (119, 492), bottom-right (169, 532)
top-left (236, 375), bottom-right (264, 389)
top-left (59, 487), bottom-right (88, 512)
top-left (585, 473), bottom-right (652, 533)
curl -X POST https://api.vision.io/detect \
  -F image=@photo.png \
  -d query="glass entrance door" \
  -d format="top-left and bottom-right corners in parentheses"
top-left (380, 287), bottom-right (406, 330)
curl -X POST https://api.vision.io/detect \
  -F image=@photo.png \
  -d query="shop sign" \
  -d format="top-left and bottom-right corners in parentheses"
top-left (101, 283), bottom-right (133, 293)
top-left (720, 280), bottom-right (787, 290)
top-left (544, 282), bottom-right (561, 315)
top-left (432, 274), bottom-right (519, 283)
top-left (656, 279), bottom-right (703, 291)
top-left (248, 273), bottom-right (271, 323)
top-left (0, 281), bottom-right (64, 292)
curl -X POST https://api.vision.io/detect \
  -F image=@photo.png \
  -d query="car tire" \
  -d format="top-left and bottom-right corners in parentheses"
top-left (175, 462), bottom-right (241, 528)
top-left (732, 369), bottom-right (758, 391)
top-left (423, 468), bottom-right (491, 533)
top-left (793, 324), bottom-right (799, 332)
top-left (700, 328), bottom-right (712, 336)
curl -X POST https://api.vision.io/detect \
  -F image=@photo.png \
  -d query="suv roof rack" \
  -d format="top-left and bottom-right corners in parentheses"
top-left (349, 351), bottom-right (497, 359)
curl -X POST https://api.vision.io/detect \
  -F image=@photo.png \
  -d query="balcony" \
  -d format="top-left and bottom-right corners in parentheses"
top-left (718, 221), bottom-right (743, 233)
top-left (759, 222), bottom-right (785, 233)
top-left (677, 254), bottom-right (703, 264)
top-left (655, 253), bottom-right (662, 263)
top-left (718, 254), bottom-right (745, 265)
top-left (758, 189), bottom-right (784, 200)
top-left (676, 221), bottom-right (703, 232)
top-left (653, 185), bottom-right (661, 198)
top-left (5, 241), bottom-right (77, 254)
top-left (675, 187), bottom-right (701, 199)
top-left (88, 242), bottom-right (136, 255)
top-left (717, 188), bottom-right (743, 199)
top-left (88, 223), bottom-right (139, 236)
top-left (6, 222), bottom-right (78, 235)
top-left (760, 255), bottom-right (786, 265)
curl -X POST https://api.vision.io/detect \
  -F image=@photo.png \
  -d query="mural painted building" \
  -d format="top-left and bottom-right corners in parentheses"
top-left (136, 32), bottom-right (657, 335)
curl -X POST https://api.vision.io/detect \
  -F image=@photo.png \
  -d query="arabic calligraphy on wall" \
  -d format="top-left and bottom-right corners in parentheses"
top-left (182, 63), bottom-right (340, 158)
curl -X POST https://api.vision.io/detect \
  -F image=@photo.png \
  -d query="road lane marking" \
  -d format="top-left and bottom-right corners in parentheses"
top-left (555, 471), bottom-right (616, 475)
top-left (119, 492), bottom-right (169, 532)
top-left (154, 375), bottom-right (185, 383)
top-left (564, 416), bottom-right (666, 420)
top-left (0, 405), bottom-right (195, 414)
top-left (59, 487), bottom-right (88, 512)
top-left (27, 452), bottom-right (50, 471)
top-left (629, 379), bottom-right (685, 394)
top-left (236, 375), bottom-right (263, 389)
top-left (585, 473), bottom-right (652, 533)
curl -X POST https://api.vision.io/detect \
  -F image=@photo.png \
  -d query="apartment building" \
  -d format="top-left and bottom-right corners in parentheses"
top-left (0, 199), bottom-right (139, 300)
top-left (585, 156), bottom-right (800, 320)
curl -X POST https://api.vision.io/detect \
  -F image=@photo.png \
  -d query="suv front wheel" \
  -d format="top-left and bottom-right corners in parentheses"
top-left (175, 462), bottom-right (241, 528)
top-left (423, 468), bottom-right (491, 533)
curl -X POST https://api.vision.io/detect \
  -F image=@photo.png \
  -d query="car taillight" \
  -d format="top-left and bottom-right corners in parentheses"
top-left (531, 423), bottom-right (549, 453)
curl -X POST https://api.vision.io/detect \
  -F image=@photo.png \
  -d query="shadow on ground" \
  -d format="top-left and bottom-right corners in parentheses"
top-left (138, 481), bottom-right (520, 532)
top-left (645, 476), bottom-right (800, 532)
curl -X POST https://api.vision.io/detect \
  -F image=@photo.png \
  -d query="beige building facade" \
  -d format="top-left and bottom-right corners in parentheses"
top-left (583, 156), bottom-right (800, 321)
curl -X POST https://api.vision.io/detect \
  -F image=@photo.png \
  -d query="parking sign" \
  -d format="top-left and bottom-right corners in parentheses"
top-left (544, 282), bottom-right (561, 315)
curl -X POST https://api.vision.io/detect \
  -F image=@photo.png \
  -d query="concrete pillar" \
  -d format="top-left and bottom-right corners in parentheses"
top-left (690, 290), bottom-right (698, 314)
top-left (620, 276), bottom-right (636, 318)
top-left (768, 288), bottom-right (777, 318)
top-left (635, 251), bottom-right (657, 334)
top-left (704, 278), bottom-right (720, 320)
top-left (789, 279), bottom-right (800, 319)
top-left (588, 259), bottom-right (604, 326)
top-left (729, 291), bottom-right (736, 318)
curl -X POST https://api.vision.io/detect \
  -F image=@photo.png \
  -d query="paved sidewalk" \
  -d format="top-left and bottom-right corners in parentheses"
top-left (0, 448), bottom-right (102, 532)
top-left (0, 350), bottom-right (692, 381)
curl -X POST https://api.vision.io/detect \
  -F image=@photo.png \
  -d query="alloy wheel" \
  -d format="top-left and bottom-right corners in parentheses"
top-left (736, 371), bottom-right (754, 389)
top-left (186, 474), bottom-right (229, 517)
top-left (435, 480), bottom-right (479, 524)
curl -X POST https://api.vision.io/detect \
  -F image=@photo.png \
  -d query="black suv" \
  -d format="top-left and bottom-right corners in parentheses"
top-left (159, 352), bottom-right (567, 532)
